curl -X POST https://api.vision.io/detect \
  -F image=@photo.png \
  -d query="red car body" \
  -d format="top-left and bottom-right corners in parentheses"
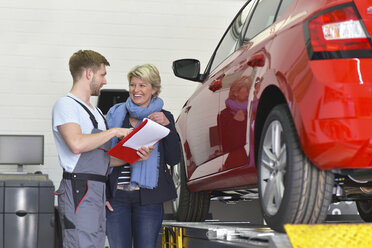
top-left (176, 0), bottom-right (372, 191)
top-left (172, 0), bottom-right (372, 231)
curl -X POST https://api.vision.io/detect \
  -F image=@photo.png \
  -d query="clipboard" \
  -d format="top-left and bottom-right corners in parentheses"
top-left (107, 118), bottom-right (170, 164)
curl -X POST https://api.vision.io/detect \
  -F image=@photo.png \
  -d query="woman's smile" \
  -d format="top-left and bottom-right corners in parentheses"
top-left (129, 77), bottom-right (156, 107)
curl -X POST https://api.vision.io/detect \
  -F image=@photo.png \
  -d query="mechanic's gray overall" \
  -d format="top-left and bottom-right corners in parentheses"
top-left (56, 97), bottom-right (111, 248)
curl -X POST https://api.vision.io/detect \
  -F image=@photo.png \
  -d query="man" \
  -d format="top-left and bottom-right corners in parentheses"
top-left (52, 50), bottom-right (151, 248)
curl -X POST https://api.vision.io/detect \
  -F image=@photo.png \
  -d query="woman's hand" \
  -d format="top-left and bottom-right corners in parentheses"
top-left (106, 201), bottom-right (114, 212)
top-left (137, 145), bottom-right (155, 161)
top-left (148, 112), bottom-right (170, 126)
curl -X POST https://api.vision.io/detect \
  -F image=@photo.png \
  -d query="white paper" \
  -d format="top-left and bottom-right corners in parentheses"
top-left (122, 118), bottom-right (170, 150)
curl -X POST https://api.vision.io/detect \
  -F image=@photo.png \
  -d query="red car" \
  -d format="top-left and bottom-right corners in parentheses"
top-left (171, 0), bottom-right (372, 232)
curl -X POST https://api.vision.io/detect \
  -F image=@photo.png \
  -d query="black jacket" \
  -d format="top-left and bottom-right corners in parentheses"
top-left (107, 110), bottom-right (180, 205)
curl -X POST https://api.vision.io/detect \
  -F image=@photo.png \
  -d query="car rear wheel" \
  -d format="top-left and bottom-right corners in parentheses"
top-left (257, 104), bottom-right (334, 232)
top-left (172, 146), bottom-right (210, 221)
top-left (356, 200), bottom-right (372, 222)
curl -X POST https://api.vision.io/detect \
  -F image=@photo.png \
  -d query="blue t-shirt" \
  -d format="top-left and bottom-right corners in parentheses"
top-left (52, 93), bottom-right (107, 172)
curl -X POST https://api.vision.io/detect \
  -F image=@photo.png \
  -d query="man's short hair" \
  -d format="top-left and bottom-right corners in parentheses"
top-left (69, 50), bottom-right (110, 82)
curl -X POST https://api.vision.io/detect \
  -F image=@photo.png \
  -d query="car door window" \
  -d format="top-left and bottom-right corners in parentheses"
top-left (209, 1), bottom-right (255, 73)
top-left (244, 0), bottom-right (281, 41)
top-left (276, 0), bottom-right (295, 19)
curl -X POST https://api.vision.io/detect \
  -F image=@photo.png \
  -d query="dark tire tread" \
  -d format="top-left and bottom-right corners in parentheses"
top-left (174, 149), bottom-right (210, 222)
top-left (258, 104), bottom-right (334, 232)
top-left (356, 200), bottom-right (372, 222)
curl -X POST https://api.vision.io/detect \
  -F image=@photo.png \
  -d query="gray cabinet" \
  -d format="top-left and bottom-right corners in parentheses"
top-left (0, 174), bottom-right (55, 248)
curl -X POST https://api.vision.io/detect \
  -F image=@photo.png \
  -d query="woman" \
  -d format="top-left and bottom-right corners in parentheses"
top-left (105, 64), bottom-right (181, 248)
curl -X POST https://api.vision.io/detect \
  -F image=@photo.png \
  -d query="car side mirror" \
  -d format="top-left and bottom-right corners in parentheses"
top-left (172, 59), bottom-right (202, 82)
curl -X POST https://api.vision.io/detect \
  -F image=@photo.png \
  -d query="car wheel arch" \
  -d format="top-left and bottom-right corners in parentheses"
top-left (253, 82), bottom-right (307, 167)
top-left (254, 85), bottom-right (287, 166)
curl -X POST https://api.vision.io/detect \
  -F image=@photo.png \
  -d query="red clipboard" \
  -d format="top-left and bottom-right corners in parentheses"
top-left (107, 118), bottom-right (170, 164)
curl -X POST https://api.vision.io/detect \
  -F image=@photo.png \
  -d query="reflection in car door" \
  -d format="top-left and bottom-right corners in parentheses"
top-left (218, 46), bottom-right (253, 171)
top-left (183, 69), bottom-right (224, 180)
top-left (219, 0), bottom-right (283, 172)
top-left (187, 1), bottom-right (256, 181)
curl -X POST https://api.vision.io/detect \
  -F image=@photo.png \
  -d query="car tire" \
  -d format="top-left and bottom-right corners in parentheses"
top-left (257, 104), bottom-right (334, 232)
top-left (356, 200), bottom-right (372, 222)
top-left (172, 146), bottom-right (210, 221)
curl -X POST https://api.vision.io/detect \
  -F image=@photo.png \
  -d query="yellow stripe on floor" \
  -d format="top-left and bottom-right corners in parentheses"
top-left (285, 223), bottom-right (372, 248)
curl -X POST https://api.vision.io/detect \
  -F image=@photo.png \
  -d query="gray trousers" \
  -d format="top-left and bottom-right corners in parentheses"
top-left (57, 179), bottom-right (106, 248)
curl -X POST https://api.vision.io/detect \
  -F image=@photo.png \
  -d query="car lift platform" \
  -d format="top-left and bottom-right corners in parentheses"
top-left (160, 221), bottom-right (372, 248)
top-left (161, 221), bottom-right (290, 248)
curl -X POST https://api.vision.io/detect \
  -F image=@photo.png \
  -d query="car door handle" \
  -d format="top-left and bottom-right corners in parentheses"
top-left (248, 53), bottom-right (265, 67)
top-left (209, 80), bottom-right (222, 92)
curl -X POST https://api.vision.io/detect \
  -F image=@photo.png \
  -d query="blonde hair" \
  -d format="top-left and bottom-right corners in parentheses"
top-left (127, 64), bottom-right (161, 97)
top-left (228, 76), bottom-right (251, 100)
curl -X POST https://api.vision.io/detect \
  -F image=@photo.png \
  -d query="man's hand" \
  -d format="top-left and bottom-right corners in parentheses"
top-left (58, 124), bottom-right (133, 154)
top-left (112, 127), bottom-right (132, 139)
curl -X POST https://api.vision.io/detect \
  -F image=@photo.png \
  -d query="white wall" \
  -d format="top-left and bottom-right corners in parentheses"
top-left (0, 0), bottom-right (245, 187)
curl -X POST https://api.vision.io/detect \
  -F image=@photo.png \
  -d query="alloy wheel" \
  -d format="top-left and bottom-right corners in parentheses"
top-left (259, 120), bottom-right (287, 216)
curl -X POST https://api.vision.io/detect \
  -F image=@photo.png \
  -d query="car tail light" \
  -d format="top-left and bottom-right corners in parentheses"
top-left (308, 6), bottom-right (371, 52)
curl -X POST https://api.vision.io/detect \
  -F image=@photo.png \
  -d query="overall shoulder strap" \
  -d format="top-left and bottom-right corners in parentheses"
top-left (96, 108), bottom-right (109, 130)
top-left (67, 96), bottom-right (98, 129)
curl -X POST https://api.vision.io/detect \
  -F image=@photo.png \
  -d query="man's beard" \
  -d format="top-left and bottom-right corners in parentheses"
top-left (90, 76), bottom-right (101, 96)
